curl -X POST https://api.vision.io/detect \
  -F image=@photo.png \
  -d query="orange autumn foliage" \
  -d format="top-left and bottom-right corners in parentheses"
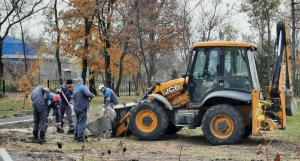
top-left (17, 61), bottom-right (39, 104)
top-left (60, 0), bottom-right (102, 60)
top-left (107, 45), bottom-right (139, 77)
top-left (60, 0), bottom-right (140, 79)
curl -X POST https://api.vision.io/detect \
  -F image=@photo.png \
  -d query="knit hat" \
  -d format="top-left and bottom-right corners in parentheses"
top-left (53, 94), bottom-right (61, 102)
top-left (66, 79), bottom-right (73, 84)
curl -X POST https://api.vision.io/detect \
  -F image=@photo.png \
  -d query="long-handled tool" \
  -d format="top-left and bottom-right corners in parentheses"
top-left (47, 117), bottom-right (64, 130)
top-left (59, 89), bottom-right (74, 113)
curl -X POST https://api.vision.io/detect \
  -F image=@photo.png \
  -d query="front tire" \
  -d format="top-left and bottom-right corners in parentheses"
top-left (202, 104), bottom-right (245, 145)
top-left (129, 100), bottom-right (168, 140)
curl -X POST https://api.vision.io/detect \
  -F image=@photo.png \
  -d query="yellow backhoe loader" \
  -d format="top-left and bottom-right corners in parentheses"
top-left (87, 21), bottom-right (297, 145)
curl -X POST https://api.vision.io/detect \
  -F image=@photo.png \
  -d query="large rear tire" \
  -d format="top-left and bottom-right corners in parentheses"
top-left (202, 104), bottom-right (245, 145)
top-left (129, 100), bottom-right (168, 140)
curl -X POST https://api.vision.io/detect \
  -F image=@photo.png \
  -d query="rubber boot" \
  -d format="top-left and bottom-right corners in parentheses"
top-left (77, 137), bottom-right (88, 142)
top-left (67, 125), bottom-right (75, 134)
top-left (57, 127), bottom-right (64, 133)
top-left (33, 130), bottom-right (39, 142)
top-left (40, 131), bottom-right (47, 143)
top-left (74, 133), bottom-right (77, 141)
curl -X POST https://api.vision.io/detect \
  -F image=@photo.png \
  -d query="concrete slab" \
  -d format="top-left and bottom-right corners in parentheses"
top-left (0, 149), bottom-right (13, 161)
top-left (0, 115), bottom-right (33, 126)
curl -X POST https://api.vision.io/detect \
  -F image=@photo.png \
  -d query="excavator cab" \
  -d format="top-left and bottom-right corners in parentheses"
top-left (188, 42), bottom-right (259, 107)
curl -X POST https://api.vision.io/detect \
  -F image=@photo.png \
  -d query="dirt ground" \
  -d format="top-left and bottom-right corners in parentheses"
top-left (1, 120), bottom-right (300, 161)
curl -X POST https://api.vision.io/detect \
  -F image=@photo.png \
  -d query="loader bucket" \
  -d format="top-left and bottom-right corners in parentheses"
top-left (87, 102), bottom-right (136, 138)
top-left (285, 89), bottom-right (298, 116)
top-left (86, 117), bottom-right (112, 139)
top-left (86, 106), bottom-right (116, 139)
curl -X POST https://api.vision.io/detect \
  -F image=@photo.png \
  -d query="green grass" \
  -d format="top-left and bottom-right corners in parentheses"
top-left (273, 106), bottom-right (300, 141)
top-left (0, 93), bottom-right (140, 119)
top-left (0, 93), bottom-right (32, 118)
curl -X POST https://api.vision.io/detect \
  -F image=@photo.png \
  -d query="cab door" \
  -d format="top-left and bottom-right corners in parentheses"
top-left (188, 47), bottom-right (220, 102)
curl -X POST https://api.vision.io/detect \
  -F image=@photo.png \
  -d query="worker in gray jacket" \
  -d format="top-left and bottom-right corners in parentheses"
top-left (73, 78), bottom-right (95, 142)
top-left (31, 84), bottom-right (50, 142)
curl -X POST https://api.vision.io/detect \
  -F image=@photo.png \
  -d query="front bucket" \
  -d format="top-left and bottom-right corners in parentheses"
top-left (86, 117), bottom-right (112, 139)
top-left (87, 106), bottom-right (117, 138)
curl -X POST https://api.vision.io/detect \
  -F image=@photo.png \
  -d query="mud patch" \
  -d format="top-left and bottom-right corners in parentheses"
top-left (0, 122), bottom-right (300, 160)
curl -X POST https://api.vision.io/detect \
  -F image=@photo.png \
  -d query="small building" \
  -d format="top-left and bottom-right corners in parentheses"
top-left (2, 36), bottom-right (81, 82)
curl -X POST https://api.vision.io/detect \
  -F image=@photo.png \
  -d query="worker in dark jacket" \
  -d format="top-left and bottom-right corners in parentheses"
top-left (47, 93), bottom-right (64, 133)
top-left (59, 79), bottom-right (74, 134)
top-left (73, 78), bottom-right (95, 142)
top-left (98, 84), bottom-right (118, 112)
top-left (31, 84), bottom-right (50, 142)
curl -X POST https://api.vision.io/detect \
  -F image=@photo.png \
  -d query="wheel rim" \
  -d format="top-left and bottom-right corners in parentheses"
top-left (136, 110), bottom-right (158, 133)
top-left (210, 114), bottom-right (234, 138)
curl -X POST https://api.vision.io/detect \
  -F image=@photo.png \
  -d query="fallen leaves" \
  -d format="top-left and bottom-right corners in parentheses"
top-left (265, 118), bottom-right (278, 130)
top-left (57, 142), bottom-right (62, 149)
top-left (256, 144), bottom-right (264, 155)
top-left (254, 127), bottom-right (262, 136)
top-left (118, 140), bottom-right (124, 147)
top-left (274, 152), bottom-right (280, 161)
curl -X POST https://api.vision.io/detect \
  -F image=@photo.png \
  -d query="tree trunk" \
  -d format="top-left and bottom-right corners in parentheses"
top-left (89, 68), bottom-right (97, 95)
top-left (267, 17), bottom-right (271, 82)
top-left (147, 32), bottom-right (155, 88)
top-left (19, 21), bottom-right (28, 72)
top-left (105, 41), bottom-right (112, 88)
top-left (54, 0), bottom-right (63, 85)
top-left (115, 53), bottom-right (127, 96)
top-left (0, 39), bottom-right (4, 79)
top-left (81, 58), bottom-right (88, 85)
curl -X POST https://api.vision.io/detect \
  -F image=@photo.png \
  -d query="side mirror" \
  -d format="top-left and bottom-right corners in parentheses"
top-left (182, 73), bottom-right (187, 78)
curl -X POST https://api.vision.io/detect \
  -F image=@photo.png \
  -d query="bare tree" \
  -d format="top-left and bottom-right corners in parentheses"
top-left (0, 0), bottom-right (48, 80)
top-left (134, 0), bottom-right (184, 88)
top-left (197, 0), bottom-right (234, 41)
top-left (54, 0), bottom-right (63, 85)
top-left (178, 0), bottom-right (200, 61)
top-left (240, 0), bottom-right (280, 86)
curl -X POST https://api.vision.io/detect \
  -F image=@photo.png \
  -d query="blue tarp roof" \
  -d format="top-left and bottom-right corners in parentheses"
top-left (3, 36), bottom-right (37, 55)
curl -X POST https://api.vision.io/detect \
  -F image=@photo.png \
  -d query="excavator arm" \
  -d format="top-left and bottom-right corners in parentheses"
top-left (269, 21), bottom-right (293, 97)
top-left (253, 21), bottom-right (297, 133)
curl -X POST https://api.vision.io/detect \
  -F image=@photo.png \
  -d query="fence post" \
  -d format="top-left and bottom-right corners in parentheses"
top-left (47, 80), bottom-right (50, 88)
top-left (3, 80), bottom-right (5, 95)
top-left (129, 81), bottom-right (131, 96)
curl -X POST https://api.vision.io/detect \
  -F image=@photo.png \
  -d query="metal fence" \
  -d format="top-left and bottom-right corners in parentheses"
top-left (0, 80), bottom-right (5, 94)
top-left (47, 80), bottom-right (137, 96)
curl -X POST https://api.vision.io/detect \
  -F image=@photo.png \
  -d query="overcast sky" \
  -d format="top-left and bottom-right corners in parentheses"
top-left (4, 0), bottom-right (287, 43)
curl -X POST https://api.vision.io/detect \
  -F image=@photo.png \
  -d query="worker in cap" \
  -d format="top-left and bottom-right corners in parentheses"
top-left (47, 93), bottom-right (64, 133)
top-left (98, 84), bottom-right (118, 112)
top-left (58, 79), bottom-right (75, 134)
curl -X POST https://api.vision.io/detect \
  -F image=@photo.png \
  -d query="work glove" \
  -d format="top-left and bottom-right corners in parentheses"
top-left (56, 88), bottom-right (62, 93)
top-left (69, 104), bottom-right (74, 109)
